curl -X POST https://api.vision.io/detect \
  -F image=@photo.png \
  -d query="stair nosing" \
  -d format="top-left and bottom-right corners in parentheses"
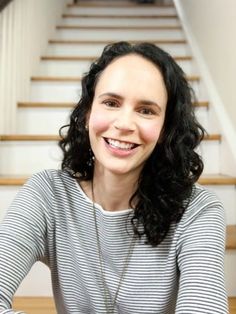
top-left (0, 134), bottom-right (220, 141)
top-left (18, 102), bottom-right (76, 108)
top-left (41, 55), bottom-right (192, 61)
top-left (18, 101), bottom-right (208, 109)
top-left (1, 176), bottom-right (235, 186)
top-left (48, 39), bottom-right (187, 45)
top-left (30, 75), bottom-right (200, 82)
top-left (56, 25), bottom-right (182, 30)
top-left (67, 3), bottom-right (174, 8)
top-left (0, 135), bottom-right (60, 141)
top-left (62, 14), bottom-right (178, 19)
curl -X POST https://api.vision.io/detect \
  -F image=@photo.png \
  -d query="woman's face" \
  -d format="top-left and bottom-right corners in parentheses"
top-left (88, 54), bottom-right (167, 178)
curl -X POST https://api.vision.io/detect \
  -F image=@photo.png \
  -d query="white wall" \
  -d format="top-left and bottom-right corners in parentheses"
top-left (0, 0), bottom-right (68, 134)
top-left (177, 0), bottom-right (236, 129)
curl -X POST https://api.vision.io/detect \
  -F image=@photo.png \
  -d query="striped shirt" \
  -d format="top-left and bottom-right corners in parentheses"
top-left (0, 169), bottom-right (228, 313)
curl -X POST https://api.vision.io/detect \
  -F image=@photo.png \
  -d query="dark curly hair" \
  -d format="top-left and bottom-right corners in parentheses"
top-left (59, 41), bottom-right (205, 246)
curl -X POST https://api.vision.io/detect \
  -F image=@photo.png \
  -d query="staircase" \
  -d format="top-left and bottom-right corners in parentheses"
top-left (0, 0), bottom-right (235, 313)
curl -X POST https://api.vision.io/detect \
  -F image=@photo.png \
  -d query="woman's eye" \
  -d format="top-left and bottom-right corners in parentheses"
top-left (103, 100), bottom-right (119, 108)
top-left (139, 108), bottom-right (156, 115)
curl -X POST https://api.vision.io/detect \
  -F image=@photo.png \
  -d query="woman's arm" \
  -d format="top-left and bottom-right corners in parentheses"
top-left (176, 192), bottom-right (229, 313)
top-left (0, 173), bottom-right (50, 313)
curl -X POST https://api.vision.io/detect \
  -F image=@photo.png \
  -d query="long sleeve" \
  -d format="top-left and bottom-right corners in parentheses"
top-left (0, 173), bottom-right (51, 313)
top-left (175, 190), bottom-right (228, 313)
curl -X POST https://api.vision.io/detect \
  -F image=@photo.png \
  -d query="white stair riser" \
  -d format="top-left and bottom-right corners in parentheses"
top-left (17, 107), bottom-right (209, 134)
top-left (30, 82), bottom-right (81, 102)
top-left (15, 262), bottom-right (53, 297)
top-left (197, 140), bottom-right (220, 174)
top-left (194, 107), bottom-right (209, 132)
top-left (46, 43), bottom-right (191, 57)
top-left (0, 140), bottom-right (219, 175)
top-left (66, 7), bottom-right (177, 16)
top-left (0, 143), bottom-right (62, 175)
top-left (61, 17), bottom-right (180, 27)
top-left (38, 59), bottom-right (196, 77)
top-left (30, 81), bottom-right (206, 102)
top-left (54, 29), bottom-right (185, 41)
top-left (225, 251), bottom-right (236, 296)
top-left (17, 108), bottom-right (72, 134)
top-left (0, 186), bottom-right (19, 222)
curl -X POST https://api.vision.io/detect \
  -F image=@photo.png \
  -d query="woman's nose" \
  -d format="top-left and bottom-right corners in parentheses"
top-left (113, 110), bottom-right (135, 132)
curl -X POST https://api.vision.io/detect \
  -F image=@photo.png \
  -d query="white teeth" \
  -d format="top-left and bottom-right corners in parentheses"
top-left (107, 139), bottom-right (135, 150)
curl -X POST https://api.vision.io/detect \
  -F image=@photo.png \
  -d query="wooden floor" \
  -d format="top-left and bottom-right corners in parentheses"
top-left (12, 297), bottom-right (236, 313)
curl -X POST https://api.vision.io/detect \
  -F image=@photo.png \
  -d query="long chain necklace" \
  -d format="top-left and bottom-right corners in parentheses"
top-left (91, 182), bottom-right (136, 314)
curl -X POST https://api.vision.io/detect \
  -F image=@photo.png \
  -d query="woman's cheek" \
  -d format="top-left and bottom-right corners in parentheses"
top-left (89, 111), bottom-right (110, 133)
top-left (140, 121), bottom-right (164, 143)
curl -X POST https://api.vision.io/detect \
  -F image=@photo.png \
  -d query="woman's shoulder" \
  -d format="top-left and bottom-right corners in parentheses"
top-left (25, 169), bottom-right (91, 203)
top-left (26, 169), bottom-right (73, 186)
top-left (179, 183), bottom-right (224, 228)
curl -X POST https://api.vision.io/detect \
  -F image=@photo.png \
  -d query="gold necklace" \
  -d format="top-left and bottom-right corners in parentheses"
top-left (91, 182), bottom-right (136, 314)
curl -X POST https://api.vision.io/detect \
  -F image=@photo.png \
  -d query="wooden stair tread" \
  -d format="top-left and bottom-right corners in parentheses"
top-left (18, 101), bottom-right (209, 108)
top-left (193, 101), bottom-right (209, 108)
top-left (62, 14), bottom-right (178, 19)
top-left (41, 55), bottom-right (192, 61)
top-left (0, 135), bottom-right (60, 141)
top-left (227, 227), bottom-right (235, 251)
top-left (56, 25), bottom-right (181, 30)
top-left (0, 176), bottom-right (29, 186)
top-left (198, 175), bottom-right (236, 185)
top-left (48, 39), bottom-right (187, 45)
top-left (31, 75), bottom-right (200, 82)
top-left (0, 134), bottom-right (220, 141)
top-left (1, 174), bottom-right (236, 186)
top-left (226, 225), bottom-right (236, 250)
top-left (18, 102), bottom-right (77, 108)
top-left (229, 297), bottom-right (236, 313)
top-left (31, 76), bottom-right (80, 82)
top-left (67, 2), bottom-right (174, 8)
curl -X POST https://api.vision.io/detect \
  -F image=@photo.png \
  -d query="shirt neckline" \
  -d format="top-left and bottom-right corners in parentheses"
top-left (73, 177), bottom-right (133, 216)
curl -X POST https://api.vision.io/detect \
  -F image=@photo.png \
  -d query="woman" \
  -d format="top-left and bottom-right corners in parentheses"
top-left (0, 42), bottom-right (228, 313)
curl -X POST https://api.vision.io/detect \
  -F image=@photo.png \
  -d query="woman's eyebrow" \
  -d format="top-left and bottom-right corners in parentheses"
top-left (98, 92), bottom-right (162, 112)
top-left (138, 100), bottom-right (162, 113)
top-left (98, 92), bottom-right (123, 100)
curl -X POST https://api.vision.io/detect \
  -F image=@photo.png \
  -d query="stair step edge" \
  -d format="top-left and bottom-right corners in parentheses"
top-left (30, 75), bottom-right (200, 82)
top-left (41, 55), bottom-right (192, 61)
top-left (62, 14), bottom-right (178, 19)
top-left (1, 175), bottom-right (235, 186)
top-left (0, 134), bottom-right (220, 141)
top-left (67, 3), bottom-right (174, 8)
top-left (18, 101), bottom-right (209, 108)
top-left (56, 25), bottom-right (182, 30)
top-left (48, 39), bottom-right (187, 45)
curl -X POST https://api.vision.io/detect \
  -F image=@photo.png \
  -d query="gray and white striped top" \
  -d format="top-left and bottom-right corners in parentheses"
top-left (0, 169), bottom-right (228, 313)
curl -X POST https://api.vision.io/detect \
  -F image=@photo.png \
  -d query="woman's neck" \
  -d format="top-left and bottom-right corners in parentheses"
top-left (92, 168), bottom-right (139, 212)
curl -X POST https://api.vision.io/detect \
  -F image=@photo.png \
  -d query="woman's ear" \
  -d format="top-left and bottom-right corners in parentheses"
top-left (85, 111), bottom-right (91, 130)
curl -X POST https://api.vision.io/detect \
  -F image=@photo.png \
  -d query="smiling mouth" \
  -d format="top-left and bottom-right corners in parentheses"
top-left (104, 138), bottom-right (139, 151)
